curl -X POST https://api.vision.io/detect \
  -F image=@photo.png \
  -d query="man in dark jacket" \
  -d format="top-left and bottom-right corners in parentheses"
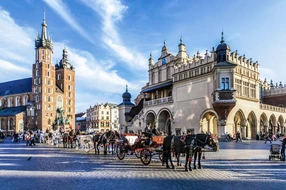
top-left (281, 137), bottom-right (286, 161)
top-left (152, 125), bottom-right (161, 136)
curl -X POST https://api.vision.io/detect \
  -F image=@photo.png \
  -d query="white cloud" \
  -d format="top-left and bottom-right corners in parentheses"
top-left (0, 8), bottom-right (34, 64)
top-left (81, 0), bottom-right (148, 70)
top-left (0, 59), bottom-right (30, 81)
top-left (43, 0), bottom-right (94, 43)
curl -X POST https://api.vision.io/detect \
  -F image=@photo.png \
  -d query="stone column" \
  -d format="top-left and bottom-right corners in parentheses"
top-left (273, 122), bottom-right (277, 135)
top-left (218, 119), bottom-right (226, 139)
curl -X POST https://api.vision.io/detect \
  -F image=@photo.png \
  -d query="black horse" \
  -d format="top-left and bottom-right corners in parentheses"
top-left (94, 130), bottom-right (118, 155)
top-left (162, 133), bottom-right (219, 171)
top-left (162, 135), bottom-right (175, 169)
top-left (191, 134), bottom-right (219, 170)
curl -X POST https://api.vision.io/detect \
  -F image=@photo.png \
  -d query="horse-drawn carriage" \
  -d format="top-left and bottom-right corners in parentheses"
top-left (116, 133), bottom-right (165, 165)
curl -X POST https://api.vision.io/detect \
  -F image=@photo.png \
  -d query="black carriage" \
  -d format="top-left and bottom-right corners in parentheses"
top-left (138, 135), bottom-right (165, 165)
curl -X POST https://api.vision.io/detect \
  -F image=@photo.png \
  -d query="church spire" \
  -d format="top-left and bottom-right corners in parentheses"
top-left (41, 10), bottom-right (47, 41)
top-left (35, 10), bottom-right (53, 50)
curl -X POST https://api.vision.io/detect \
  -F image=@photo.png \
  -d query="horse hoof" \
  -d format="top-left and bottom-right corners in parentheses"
top-left (198, 166), bottom-right (202, 169)
top-left (193, 166), bottom-right (197, 170)
top-left (172, 166), bottom-right (175, 169)
top-left (189, 167), bottom-right (192, 171)
top-left (185, 168), bottom-right (188, 172)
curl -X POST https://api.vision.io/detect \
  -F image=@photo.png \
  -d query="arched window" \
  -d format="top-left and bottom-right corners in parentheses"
top-left (57, 74), bottom-right (61, 80)
top-left (68, 75), bottom-right (71, 81)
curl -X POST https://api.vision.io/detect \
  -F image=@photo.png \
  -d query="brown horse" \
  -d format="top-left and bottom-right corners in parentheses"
top-left (62, 130), bottom-right (75, 148)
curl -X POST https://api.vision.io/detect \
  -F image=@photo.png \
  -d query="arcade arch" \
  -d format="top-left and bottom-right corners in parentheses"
top-left (157, 109), bottom-right (172, 135)
top-left (200, 110), bottom-right (218, 135)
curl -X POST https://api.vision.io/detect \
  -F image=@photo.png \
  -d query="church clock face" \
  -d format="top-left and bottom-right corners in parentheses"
top-left (162, 58), bottom-right (166, 65)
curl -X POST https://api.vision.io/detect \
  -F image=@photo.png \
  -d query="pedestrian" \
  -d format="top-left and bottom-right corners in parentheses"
top-left (264, 133), bottom-right (272, 144)
top-left (236, 131), bottom-right (242, 142)
top-left (26, 133), bottom-right (31, 146)
top-left (30, 131), bottom-right (36, 146)
top-left (281, 137), bottom-right (286, 161)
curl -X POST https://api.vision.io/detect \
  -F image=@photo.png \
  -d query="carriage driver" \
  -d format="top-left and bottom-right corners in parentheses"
top-left (152, 125), bottom-right (161, 136)
top-left (144, 123), bottom-right (153, 145)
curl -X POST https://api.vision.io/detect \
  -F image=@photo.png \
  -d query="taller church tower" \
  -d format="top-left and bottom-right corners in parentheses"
top-left (31, 12), bottom-right (75, 132)
top-left (32, 11), bottom-right (55, 132)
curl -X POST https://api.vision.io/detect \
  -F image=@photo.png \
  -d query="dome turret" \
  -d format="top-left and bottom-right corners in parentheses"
top-left (216, 32), bottom-right (231, 62)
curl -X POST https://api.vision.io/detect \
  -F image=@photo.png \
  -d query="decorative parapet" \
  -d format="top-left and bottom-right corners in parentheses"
top-left (260, 103), bottom-right (286, 113)
top-left (213, 90), bottom-right (236, 103)
top-left (144, 96), bottom-right (173, 107)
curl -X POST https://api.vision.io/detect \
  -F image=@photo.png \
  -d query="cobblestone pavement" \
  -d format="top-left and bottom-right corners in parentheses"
top-left (0, 139), bottom-right (285, 190)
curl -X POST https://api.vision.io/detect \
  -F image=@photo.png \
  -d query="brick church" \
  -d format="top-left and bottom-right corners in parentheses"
top-left (0, 14), bottom-right (75, 133)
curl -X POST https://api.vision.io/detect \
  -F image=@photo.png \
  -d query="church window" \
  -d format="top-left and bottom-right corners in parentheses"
top-left (57, 74), bottom-right (61, 80)
top-left (48, 119), bottom-right (51, 125)
top-left (48, 80), bottom-right (50, 85)
top-left (68, 75), bottom-right (71, 81)
top-left (42, 49), bottom-right (44, 60)
top-left (221, 77), bottom-right (230, 90)
top-left (47, 71), bottom-right (50, 77)
top-left (68, 85), bottom-right (71, 90)
top-left (36, 70), bottom-right (39, 77)
top-left (47, 52), bottom-right (50, 62)
top-left (48, 88), bottom-right (50, 93)
top-left (48, 64), bottom-right (50, 69)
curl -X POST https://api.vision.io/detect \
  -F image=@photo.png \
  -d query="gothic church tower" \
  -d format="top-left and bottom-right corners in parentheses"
top-left (31, 12), bottom-right (75, 132)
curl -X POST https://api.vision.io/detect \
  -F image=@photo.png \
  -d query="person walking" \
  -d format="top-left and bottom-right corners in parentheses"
top-left (30, 131), bottom-right (36, 146)
top-left (236, 131), bottom-right (242, 142)
top-left (264, 133), bottom-right (272, 144)
top-left (281, 137), bottom-right (286, 161)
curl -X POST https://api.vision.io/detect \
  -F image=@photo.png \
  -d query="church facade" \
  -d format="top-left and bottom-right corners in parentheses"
top-left (0, 15), bottom-right (75, 133)
top-left (125, 34), bottom-right (286, 139)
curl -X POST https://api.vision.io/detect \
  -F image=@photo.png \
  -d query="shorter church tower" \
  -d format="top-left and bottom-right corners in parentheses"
top-left (118, 85), bottom-right (134, 133)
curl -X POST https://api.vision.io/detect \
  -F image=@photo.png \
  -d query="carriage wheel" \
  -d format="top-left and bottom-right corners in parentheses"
top-left (135, 149), bottom-right (141, 158)
top-left (140, 149), bottom-right (152, 165)
top-left (117, 144), bottom-right (126, 160)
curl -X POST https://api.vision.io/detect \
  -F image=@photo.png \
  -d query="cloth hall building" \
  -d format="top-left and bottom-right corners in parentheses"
top-left (123, 34), bottom-right (286, 139)
top-left (0, 16), bottom-right (75, 133)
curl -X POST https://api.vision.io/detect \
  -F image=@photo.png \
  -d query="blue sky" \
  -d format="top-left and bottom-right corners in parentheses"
top-left (0, 0), bottom-right (286, 113)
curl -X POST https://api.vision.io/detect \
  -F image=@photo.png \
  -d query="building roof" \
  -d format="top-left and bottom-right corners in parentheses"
top-left (215, 61), bottom-right (237, 67)
top-left (0, 106), bottom-right (26, 116)
top-left (117, 102), bottom-right (135, 107)
top-left (75, 112), bottom-right (86, 117)
top-left (142, 81), bottom-right (172, 93)
top-left (0, 78), bottom-right (32, 96)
